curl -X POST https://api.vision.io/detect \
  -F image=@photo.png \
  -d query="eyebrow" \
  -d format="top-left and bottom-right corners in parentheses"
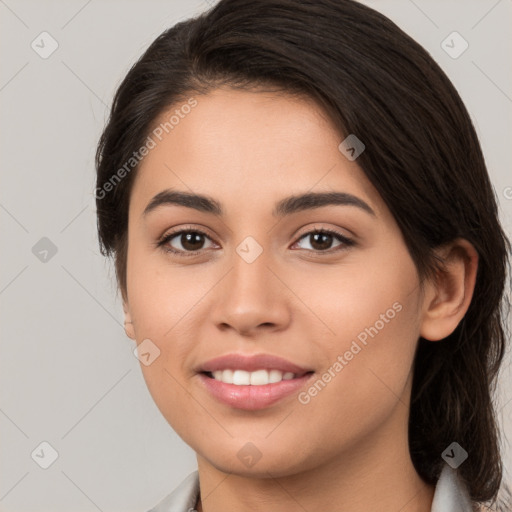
top-left (142, 189), bottom-right (376, 218)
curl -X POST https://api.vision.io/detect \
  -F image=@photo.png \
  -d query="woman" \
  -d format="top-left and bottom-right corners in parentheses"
top-left (94, 0), bottom-right (511, 510)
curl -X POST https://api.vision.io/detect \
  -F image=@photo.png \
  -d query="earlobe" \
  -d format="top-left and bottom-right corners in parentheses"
top-left (123, 301), bottom-right (136, 341)
top-left (420, 239), bottom-right (479, 342)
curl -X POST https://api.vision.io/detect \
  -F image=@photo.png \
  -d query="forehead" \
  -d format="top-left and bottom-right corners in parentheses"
top-left (130, 87), bottom-right (385, 218)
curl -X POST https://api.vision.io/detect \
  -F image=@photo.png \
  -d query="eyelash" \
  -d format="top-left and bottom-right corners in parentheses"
top-left (156, 226), bottom-right (355, 258)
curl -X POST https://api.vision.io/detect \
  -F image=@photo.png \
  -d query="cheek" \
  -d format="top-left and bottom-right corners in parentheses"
top-left (311, 236), bottom-right (421, 347)
top-left (126, 240), bottom-right (205, 340)
top-left (125, 246), bottom-right (221, 425)
top-left (294, 251), bottom-right (421, 440)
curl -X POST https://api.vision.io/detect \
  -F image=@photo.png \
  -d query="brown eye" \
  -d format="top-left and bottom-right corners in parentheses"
top-left (157, 226), bottom-right (354, 258)
top-left (177, 231), bottom-right (207, 251)
top-left (293, 229), bottom-right (354, 253)
top-left (158, 228), bottom-right (216, 256)
top-left (308, 232), bottom-right (335, 251)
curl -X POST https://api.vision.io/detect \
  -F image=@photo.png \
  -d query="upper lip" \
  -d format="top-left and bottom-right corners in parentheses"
top-left (198, 353), bottom-right (312, 375)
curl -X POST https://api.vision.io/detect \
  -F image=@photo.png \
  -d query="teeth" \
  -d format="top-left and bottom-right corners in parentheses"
top-left (250, 369), bottom-right (268, 385)
top-left (210, 369), bottom-right (297, 385)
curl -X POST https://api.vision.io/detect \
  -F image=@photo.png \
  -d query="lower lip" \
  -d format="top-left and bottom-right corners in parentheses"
top-left (198, 372), bottom-right (314, 410)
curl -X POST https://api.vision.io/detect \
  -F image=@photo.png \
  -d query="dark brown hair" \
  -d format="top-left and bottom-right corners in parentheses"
top-left (95, 0), bottom-right (511, 507)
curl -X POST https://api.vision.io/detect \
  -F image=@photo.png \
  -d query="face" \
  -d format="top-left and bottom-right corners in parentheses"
top-left (123, 86), bottom-right (426, 477)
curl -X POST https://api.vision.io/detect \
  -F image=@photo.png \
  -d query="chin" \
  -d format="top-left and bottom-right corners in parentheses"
top-left (198, 441), bottom-right (315, 478)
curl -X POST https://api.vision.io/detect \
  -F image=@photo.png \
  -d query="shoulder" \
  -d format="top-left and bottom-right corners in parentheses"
top-left (146, 471), bottom-right (200, 512)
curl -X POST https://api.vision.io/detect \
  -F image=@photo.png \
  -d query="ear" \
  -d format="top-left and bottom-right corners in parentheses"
top-left (123, 300), bottom-right (136, 340)
top-left (420, 238), bottom-right (479, 341)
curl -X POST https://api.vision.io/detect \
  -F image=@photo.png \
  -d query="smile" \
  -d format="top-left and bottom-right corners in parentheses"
top-left (208, 369), bottom-right (300, 385)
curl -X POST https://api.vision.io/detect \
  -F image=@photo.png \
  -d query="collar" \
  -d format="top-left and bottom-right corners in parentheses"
top-left (148, 463), bottom-right (474, 512)
top-left (431, 463), bottom-right (474, 512)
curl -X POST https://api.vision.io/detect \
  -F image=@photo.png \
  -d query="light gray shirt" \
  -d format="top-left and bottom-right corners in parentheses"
top-left (147, 462), bottom-right (475, 511)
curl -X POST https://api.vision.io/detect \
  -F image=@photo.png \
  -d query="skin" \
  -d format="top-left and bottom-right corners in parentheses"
top-left (122, 86), bottom-right (478, 512)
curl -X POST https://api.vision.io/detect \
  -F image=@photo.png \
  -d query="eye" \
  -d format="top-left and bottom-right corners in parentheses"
top-left (156, 226), bottom-right (354, 258)
top-left (292, 228), bottom-right (354, 254)
top-left (157, 227), bottom-right (217, 257)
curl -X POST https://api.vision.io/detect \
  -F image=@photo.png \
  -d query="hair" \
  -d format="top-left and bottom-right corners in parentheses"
top-left (95, 0), bottom-right (511, 507)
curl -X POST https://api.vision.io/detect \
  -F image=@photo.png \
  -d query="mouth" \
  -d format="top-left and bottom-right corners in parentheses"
top-left (195, 352), bottom-right (315, 410)
top-left (201, 368), bottom-right (313, 385)
top-left (197, 368), bottom-right (314, 410)
top-left (197, 352), bottom-right (313, 375)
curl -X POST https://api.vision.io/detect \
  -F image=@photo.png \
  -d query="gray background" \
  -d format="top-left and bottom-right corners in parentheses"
top-left (1, 0), bottom-right (511, 511)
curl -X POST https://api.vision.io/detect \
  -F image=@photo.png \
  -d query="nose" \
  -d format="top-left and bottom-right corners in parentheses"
top-left (212, 246), bottom-right (292, 337)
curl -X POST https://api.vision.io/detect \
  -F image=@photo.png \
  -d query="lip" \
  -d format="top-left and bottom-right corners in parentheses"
top-left (197, 353), bottom-right (312, 375)
top-left (196, 353), bottom-right (314, 410)
top-left (197, 372), bottom-right (315, 410)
